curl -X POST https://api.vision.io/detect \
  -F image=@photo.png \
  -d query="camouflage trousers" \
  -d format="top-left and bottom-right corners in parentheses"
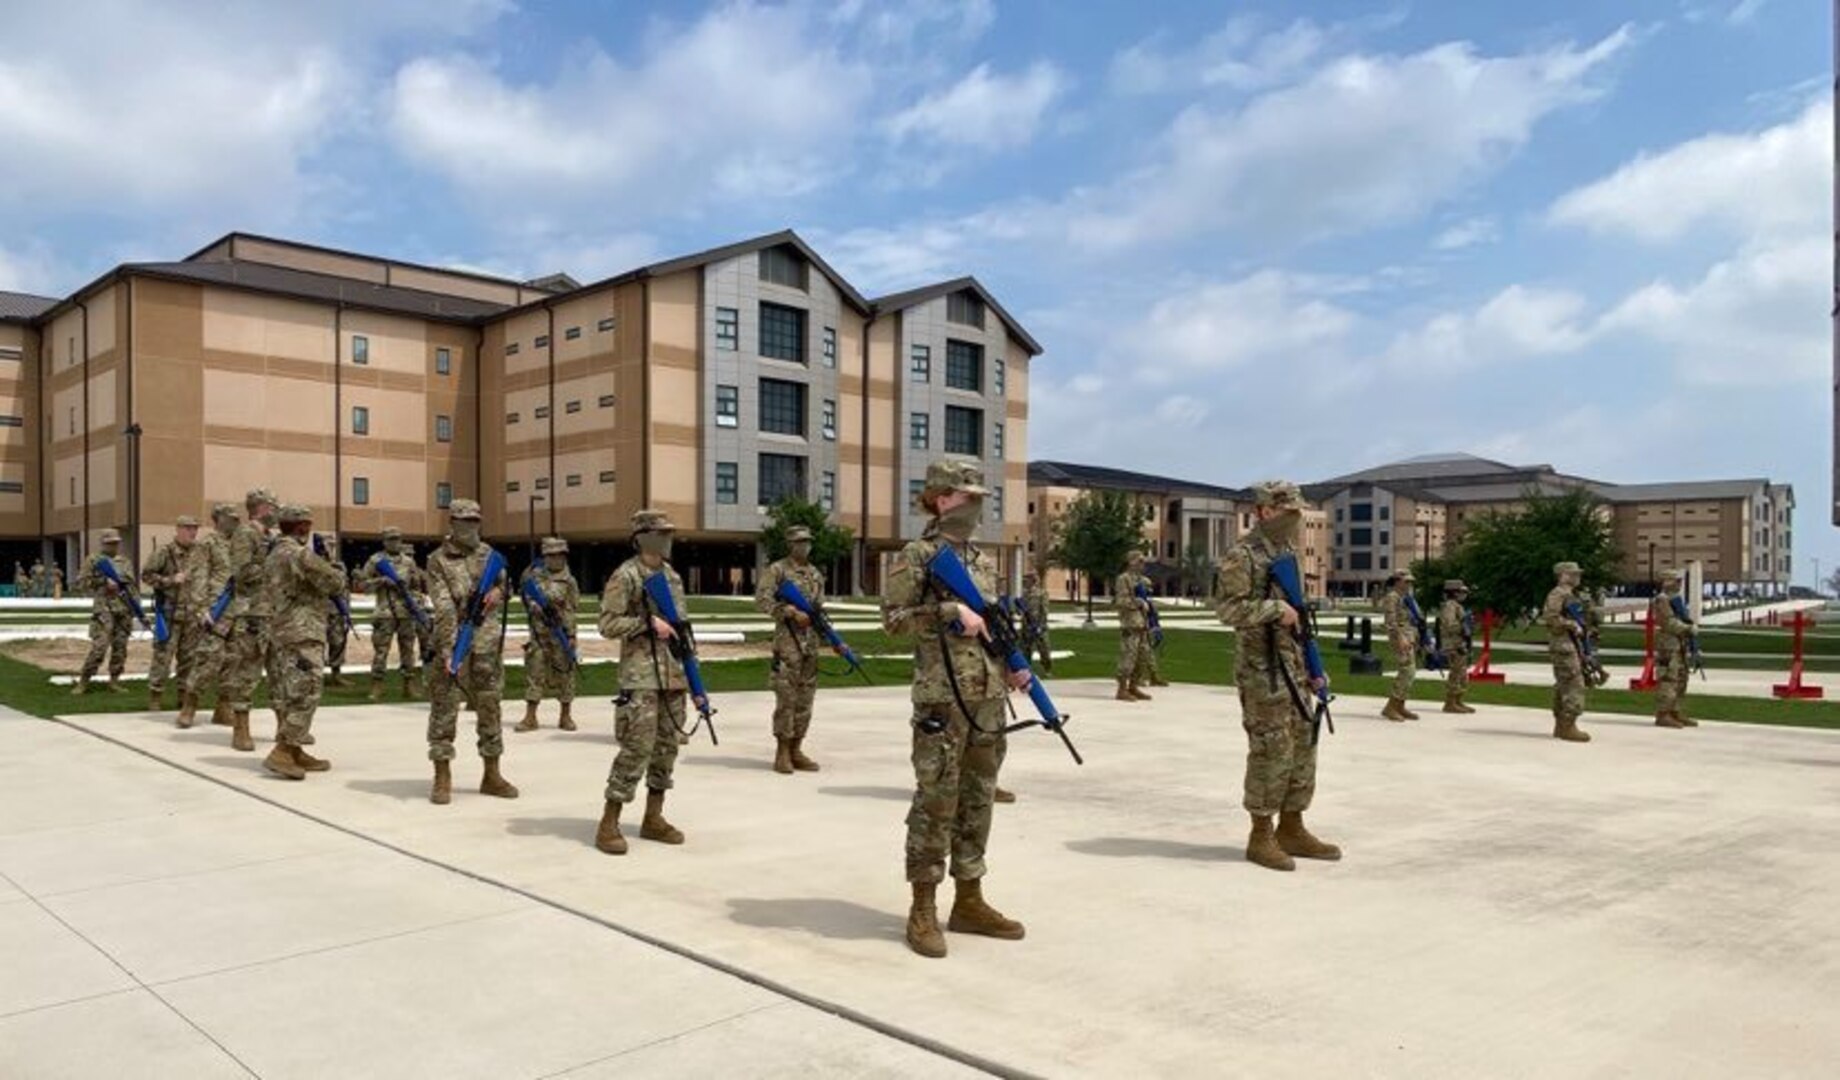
top-left (603, 690), bottom-right (684, 803)
top-left (769, 644), bottom-right (818, 739)
top-left (1443, 649), bottom-right (1470, 696)
top-left (148, 611), bottom-right (174, 692)
top-left (272, 639), bottom-right (326, 747)
top-left (1237, 666), bottom-right (1317, 816)
top-left (326, 615), bottom-right (349, 674)
top-left (904, 698), bottom-right (1008, 885)
top-left (1655, 640), bottom-right (1690, 717)
top-left (427, 648), bottom-right (503, 762)
top-left (1026, 631), bottom-right (1053, 674)
top-left (151, 611), bottom-right (207, 695)
top-left (1116, 628), bottom-right (1152, 681)
top-left (216, 616), bottom-right (267, 712)
top-left (1133, 637), bottom-right (1163, 684)
top-left (80, 607), bottom-right (132, 680)
top-left (369, 617), bottom-right (421, 676)
top-left (522, 638), bottom-right (576, 704)
top-left (187, 619), bottom-right (227, 700)
top-left (1389, 635), bottom-right (1418, 699)
top-left (1550, 641), bottom-right (1588, 721)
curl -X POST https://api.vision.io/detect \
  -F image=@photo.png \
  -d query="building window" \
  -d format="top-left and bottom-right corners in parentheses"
top-left (436, 482), bottom-right (452, 509)
top-left (821, 470), bottom-right (836, 511)
top-left (534, 477), bottom-right (551, 490)
top-left (352, 477), bottom-right (370, 505)
top-left (0, 415), bottom-right (21, 427)
top-left (599, 470), bottom-right (616, 484)
top-left (759, 378), bottom-right (807, 436)
top-left (1334, 556), bottom-right (1343, 571)
top-left (0, 481), bottom-right (22, 494)
top-left (506, 411), bottom-right (520, 425)
top-left (944, 405), bottom-right (982, 455)
top-left (351, 406), bottom-right (369, 435)
top-left (1350, 528), bottom-right (1373, 546)
top-left (352, 336), bottom-right (369, 365)
top-left (1334, 508), bottom-right (1344, 522)
top-left (564, 327), bottom-right (581, 341)
top-left (1335, 532), bottom-right (1344, 547)
top-left (947, 290), bottom-right (986, 328)
top-left (993, 421), bottom-right (1004, 456)
top-left (534, 405), bottom-right (550, 420)
top-left (599, 394), bottom-right (616, 408)
top-left (506, 481), bottom-right (521, 493)
top-left (822, 326), bottom-right (837, 368)
top-left (910, 344), bottom-right (930, 381)
top-left (506, 342), bottom-right (520, 356)
top-left (1379, 505), bottom-right (1390, 521)
top-left (435, 347), bottom-right (451, 375)
top-left (909, 479), bottom-right (924, 507)
top-left (994, 357), bottom-right (1005, 396)
top-left (758, 453), bottom-right (806, 505)
top-left (534, 335), bottom-right (550, 349)
top-left (821, 399), bottom-right (836, 441)
top-left (1379, 555), bottom-right (1390, 570)
top-left (436, 415), bottom-right (452, 443)
top-left (759, 302), bottom-right (807, 363)
top-left (992, 487), bottom-right (1004, 519)
top-left (715, 307), bottom-right (739, 350)
top-left (1350, 551), bottom-right (1372, 571)
top-left (565, 400), bottom-right (581, 414)
top-left (1350, 503), bottom-right (1373, 522)
top-left (946, 340), bottom-right (983, 392)
top-left (759, 245), bottom-right (808, 290)
top-left (715, 462), bottom-right (739, 504)
top-left (566, 474), bottom-right (581, 487)
top-left (598, 317), bottom-right (616, 333)
top-left (909, 412), bottom-right (930, 449)
top-left (1379, 530), bottom-right (1390, 546)
top-left (716, 384), bottom-right (739, 428)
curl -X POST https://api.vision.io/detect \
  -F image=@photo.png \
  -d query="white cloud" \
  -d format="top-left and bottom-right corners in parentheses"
top-left (1382, 285), bottom-right (1594, 374)
top-left (882, 62), bottom-right (1068, 151)
top-left (0, 243), bottom-right (64, 295)
top-left (830, 0), bottom-right (995, 46)
top-left (1682, 0), bottom-right (1768, 24)
top-left (1548, 97), bottom-right (1828, 242)
top-left (1432, 216), bottom-right (1500, 251)
top-left (1129, 272), bottom-right (1358, 376)
top-left (1111, 16), bottom-right (1332, 95)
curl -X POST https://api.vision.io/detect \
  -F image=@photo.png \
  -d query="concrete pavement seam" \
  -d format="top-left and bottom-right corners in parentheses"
top-left (530, 1001), bottom-right (786, 1079)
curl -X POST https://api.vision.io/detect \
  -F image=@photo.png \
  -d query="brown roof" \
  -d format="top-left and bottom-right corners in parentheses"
top-left (0, 290), bottom-right (59, 323)
top-left (870, 277), bottom-right (1043, 355)
top-left (125, 261), bottom-right (509, 322)
top-left (183, 231), bottom-right (560, 294)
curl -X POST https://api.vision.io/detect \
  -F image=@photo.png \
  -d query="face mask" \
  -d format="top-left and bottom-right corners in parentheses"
top-left (1261, 509), bottom-right (1303, 548)
top-left (544, 556), bottom-right (567, 573)
top-left (384, 539), bottom-right (402, 555)
top-left (637, 533), bottom-right (673, 560)
top-left (937, 498), bottom-right (984, 540)
top-left (790, 542), bottom-right (812, 562)
top-left (256, 507), bottom-right (276, 527)
top-left (450, 522), bottom-right (481, 548)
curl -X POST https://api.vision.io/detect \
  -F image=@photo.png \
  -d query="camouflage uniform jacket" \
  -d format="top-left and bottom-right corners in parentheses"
top-left (1213, 530), bottom-right (1307, 688)
top-left (1113, 571), bottom-right (1151, 630)
top-left (1651, 593), bottom-right (1694, 644)
top-left (1022, 583), bottom-right (1049, 627)
top-left (360, 551), bottom-right (421, 623)
top-left (522, 566), bottom-right (579, 645)
top-left (599, 556), bottom-right (687, 692)
top-left (266, 535), bottom-right (347, 645)
top-left (1438, 599), bottom-right (1471, 653)
top-left (186, 534), bottom-right (232, 617)
top-left (1542, 585), bottom-right (1578, 643)
top-left (426, 540), bottom-right (507, 660)
top-left (755, 557), bottom-right (824, 654)
top-left (881, 526), bottom-right (1005, 707)
top-left (227, 522), bottom-right (274, 618)
top-left (77, 554), bottom-right (135, 614)
top-left (141, 543), bottom-right (185, 615)
top-left (1380, 590), bottom-right (1419, 647)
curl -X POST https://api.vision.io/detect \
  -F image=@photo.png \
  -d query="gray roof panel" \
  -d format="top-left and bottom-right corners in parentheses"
top-left (0, 290), bottom-right (59, 322)
top-left (1030, 460), bottom-right (1249, 501)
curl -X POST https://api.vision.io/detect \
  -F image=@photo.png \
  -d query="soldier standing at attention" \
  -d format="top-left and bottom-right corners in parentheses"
top-left (142, 531), bottom-right (186, 711)
top-left (73, 529), bottom-right (134, 695)
top-left (516, 537), bottom-right (580, 732)
top-left (177, 507), bottom-right (234, 728)
top-left (323, 538), bottom-right (351, 687)
top-left (593, 510), bottom-right (694, 855)
top-left (1652, 569), bottom-right (1700, 730)
top-left (1113, 550), bottom-right (1154, 702)
top-left (1021, 571), bottom-right (1052, 675)
top-left (262, 505), bottom-right (346, 780)
top-left (222, 489), bottom-right (279, 753)
top-left (424, 499), bottom-right (517, 805)
top-left (1379, 569), bottom-right (1420, 721)
top-left (197, 504), bottom-right (241, 727)
top-left (883, 460), bottom-right (1029, 959)
top-left (27, 559), bottom-right (45, 598)
top-left (1544, 561), bottom-right (1592, 743)
top-left (360, 527), bottom-right (423, 701)
top-left (755, 525), bottom-right (829, 774)
top-left (1215, 480), bottom-right (1341, 872)
top-left (1438, 580), bottom-right (1476, 714)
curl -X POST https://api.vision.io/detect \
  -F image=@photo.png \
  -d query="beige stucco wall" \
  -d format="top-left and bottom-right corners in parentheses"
top-left (203, 290), bottom-right (333, 362)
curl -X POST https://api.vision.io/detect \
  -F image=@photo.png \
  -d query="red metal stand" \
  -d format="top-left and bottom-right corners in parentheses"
top-left (1629, 606), bottom-right (1658, 690)
top-left (1772, 611), bottom-right (1824, 699)
top-left (1467, 609), bottom-right (1506, 683)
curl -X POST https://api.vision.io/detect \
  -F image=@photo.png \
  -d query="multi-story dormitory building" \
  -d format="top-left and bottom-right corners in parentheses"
top-left (0, 231), bottom-right (1041, 593)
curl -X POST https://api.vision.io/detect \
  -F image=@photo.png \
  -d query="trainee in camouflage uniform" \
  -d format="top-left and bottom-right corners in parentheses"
top-left (220, 489), bottom-right (280, 752)
top-left (1378, 570), bottom-right (1421, 721)
top-left (359, 528), bottom-right (424, 701)
top-left (517, 536), bottom-right (580, 733)
top-left (883, 460), bottom-right (1027, 959)
top-left (260, 505), bottom-right (346, 780)
top-left (192, 504), bottom-right (241, 727)
top-left (1214, 480), bottom-right (1341, 873)
top-left (1651, 569), bottom-right (1700, 730)
top-left (1113, 551), bottom-right (1155, 702)
top-left (142, 529), bottom-right (190, 711)
top-left (755, 525), bottom-right (828, 774)
top-left (323, 540), bottom-right (351, 687)
top-left (1438, 580), bottom-right (1476, 714)
top-left (27, 560), bottom-right (46, 598)
top-left (73, 530), bottom-right (135, 695)
top-left (1543, 561), bottom-right (1591, 743)
top-left (161, 516), bottom-right (224, 725)
top-left (1021, 572), bottom-right (1052, 674)
top-left (592, 509), bottom-right (696, 856)
top-left (423, 499), bottom-right (517, 804)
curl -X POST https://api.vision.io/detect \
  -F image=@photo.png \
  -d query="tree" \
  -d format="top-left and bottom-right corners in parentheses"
top-left (1046, 490), bottom-right (1151, 626)
top-left (760, 496), bottom-right (855, 581)
top-left (1824, 568), bottom-right (1840, 599)
top-left (1431, 487), bottom-right (1619, 623)
top-left (1180, 543), bottom-right (1215, 604)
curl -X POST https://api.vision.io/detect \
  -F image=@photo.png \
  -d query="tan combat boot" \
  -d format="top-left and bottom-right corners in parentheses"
top-left (773, 738), bottom-right (794, 775)
top-left (70, 675), bottom-right (90, 696)
top-left (1276, 811), bottom-right (1342, 860)
top-left (1114, 678), bottom-right (1133, 702)
top-left (1129, 681), bottom-right (1153, 701)
top-left (262, 744), bottom-right (305, 780)
top-left (368, 677), bottom-right (384, 702)
top-left (1382, 698), bottom-right (1406, 722)
top-left (1655, 712), bottom-right (1685, 729)
top-left (1149, 674), bottom-right (1171, 687)
top-left (1445, 692), bottom-right (1476, 715)
top-left (789, 738), bottom-right (820, 772)
top-left (479, 756), bottom-right (519, 799)
top-left (175, 692), bottom-right (197, 729)
top-left (291, 745), bottom-right (331, 772)
top-left (1552, 716), bottom-right (1592, 743)
top-left (640, 789), bottom-right (684, 844)
top-left (211, 699), bottom-right (231, 726)
top-left (594, 800), bottom-right (628, 855)
top-left (1246, 814), bottom-right (1295, 871)
top-left (558, 703), bottom-right (577, 732)
top-left (947, 879), bottom-right (1025, 940)
top-left (1398, 698), bottom-right (1420, 720)
top-left (404, 671), bottom-right (423, 700)
top-left (105, 676), bottom-right (125, 694)
top-left (147, 684), bottom-right (163, 711)
top-left (1675, 710), bottom-right (1698, 728)
top-left (906, 882), bottom-right (947, 958)
top-left (515, 702), bottom-right (539, 732)
top-left (994, 787), bottom-right (1017, 804)
top-left (430, 760), bottom-right (452, 805)
top-left (231, 710), bottom-right (255, 752)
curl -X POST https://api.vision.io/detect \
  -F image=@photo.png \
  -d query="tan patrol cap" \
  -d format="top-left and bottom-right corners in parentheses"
top-left (246, 487), bottom-right (278, 508)
top-left (1554, 561), bottom-right (1582, 576)
top-left (381, 526), bottom-right (403, 540)
top-left (1659, 568), bottom-right (1683, 583)
top-left (631, 508), bottom-right (675, 534)
top-left (1443, 579), bottom-right (1469, 592)
top-left (1253, 480), bottom-right (1305, 511)
top-left (277, 504), bottom-right (313, 525)
top-left (99, 529), bottom-right (121, 544)
top-left (1393, 568), bottom-right (1415, 583)
top-left (786, 526), bottom-right (813, 543)
top-left (923, 459), bottom-right (989, 498)
top-left (447, 499), bottom-right (483, 521)
top-left (174, 515), bottom-right (200, 528)
top-left (541, 537), bottom-right (569, 555)
top-left (212, 502), bottom-right (241, 520)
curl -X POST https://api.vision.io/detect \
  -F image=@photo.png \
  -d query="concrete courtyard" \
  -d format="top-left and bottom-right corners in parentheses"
top-left (5, 681), bottom-right (1838, 1078)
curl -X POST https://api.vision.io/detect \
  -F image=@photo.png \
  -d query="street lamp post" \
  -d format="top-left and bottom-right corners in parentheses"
top-left (527, 493), bottom-right (545, 567)
top-left (1648, 542), bottom-right (1657, 587)
top-left (122, 423), bottom-right (143, 569)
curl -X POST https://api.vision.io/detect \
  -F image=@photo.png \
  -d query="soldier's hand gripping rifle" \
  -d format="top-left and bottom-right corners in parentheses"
top-left (1268, 552), bottom-right (1335, 744)
top-left (152, 594), bottom-right (173, 646)
top-left (375, 556), bottom-right (435, 664)
top-left (311, 535), bottom-right (355, 635)
top-left (448, 549), bottom-right (508, 677)
top-left (1670, 594), bottom-right (1707, 680)
top-left (1563, 601), bottom-right (1611, 687)
top-left (1403, 593), bottom-right (1446, 671)
top-left (775, 578), bottom-right (869, 682)
top-left (95, 558), bottom-right (152, 632)
top-left (926, 546), bottom-right (1082, 765)
top-left (640, 571), bottom-right (717, 744)
top-left (521, 574), bottom-right (580, 670)
top-left (1133, 581), bottom-right (1164, 648)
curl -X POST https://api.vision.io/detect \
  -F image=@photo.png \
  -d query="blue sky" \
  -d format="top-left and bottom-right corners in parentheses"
top-left (0, 0), bottom-right (1830, 579)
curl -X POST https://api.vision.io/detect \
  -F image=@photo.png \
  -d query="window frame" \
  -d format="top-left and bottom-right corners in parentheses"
top-left (351, 476), bottom-right (370, 505)
top-left (944, 404), bottom-right (983, 456)
top-left (435, 415), bottom-right (452, 443)
top-left (758, 377), bottom-right (807, 437)
top-left (351, 406), bottom-right (370, 436)
top-left (435, 482), bottom-right (453, 509)
top-left (435, 347), bottom-right (451, 375)
top-left (351, 335), bottom-right (369, 365)
top-left (945, 339), bottom-right (983, 392)
top-left (909, 411), bottom-right (930, 449)
top-left (758, 301), bottom-right (808, 364)
top-left (715, 462), bottom-right (739, 504)
top-left (715, 307), bottom-right (739, 350)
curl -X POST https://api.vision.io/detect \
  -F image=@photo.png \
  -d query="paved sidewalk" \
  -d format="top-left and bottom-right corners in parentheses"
top-left (41, 683), bottom-right (1840, 1078)
top-left (0, 708), bottom-right (977, 1080)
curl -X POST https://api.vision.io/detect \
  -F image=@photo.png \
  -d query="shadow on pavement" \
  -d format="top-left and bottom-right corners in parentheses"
top-left (346, 777), bottom-right (435, 801)
top-left (818, 785), bottom-right (912, 802)
top-left (1065, 837), bottom-right (1235, 861)
top-left (728, 897), bottom-right (903, 941)
top-left (504, 816), bottom-right (595, 845)
top-left (684, 754), bottom-right (774, 772)
top-left (1455, 728), bottom-right (1551, 740)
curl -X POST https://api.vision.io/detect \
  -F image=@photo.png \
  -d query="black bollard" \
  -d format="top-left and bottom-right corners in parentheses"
top-left (1337, 614), bottom-right (1360, 651)
top-left (1350, 616), bottom-right (1384, 675)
